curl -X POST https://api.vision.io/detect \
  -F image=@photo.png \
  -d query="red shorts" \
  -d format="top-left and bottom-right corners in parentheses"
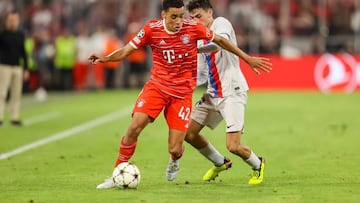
top-left (133, 82), bottom-right (192, 132)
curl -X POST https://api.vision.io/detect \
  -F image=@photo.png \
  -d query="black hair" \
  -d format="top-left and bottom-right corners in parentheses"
top-left (186, 0), bottom-right (213, 12)
top-left (5, 9), bottom-right (19, 18)
top-left (10, 9), bottom-right (19, 14)
top-left (162, 0), bottom-right (184, 11)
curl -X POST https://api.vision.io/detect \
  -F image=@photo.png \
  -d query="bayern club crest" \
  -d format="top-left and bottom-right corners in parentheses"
top-left (181, 34), bottom-right (190, 44)
top-left (137, 99), bottom-right (145, 108)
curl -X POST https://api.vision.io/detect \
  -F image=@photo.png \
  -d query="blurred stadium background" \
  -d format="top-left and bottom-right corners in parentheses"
top-left (1, 0), bottom-right (359, 94)
top-left (1, 2), bottom-right (360, 202)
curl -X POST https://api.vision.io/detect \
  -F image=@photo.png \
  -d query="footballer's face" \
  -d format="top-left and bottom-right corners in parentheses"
top-left (189, 8), bottom-right (213, 28)
top-left (162, 7), bottom-right (185, 32)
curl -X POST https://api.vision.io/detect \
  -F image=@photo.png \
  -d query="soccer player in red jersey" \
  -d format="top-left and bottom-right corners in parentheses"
top-left (89, 0), bottom-right (272, 189)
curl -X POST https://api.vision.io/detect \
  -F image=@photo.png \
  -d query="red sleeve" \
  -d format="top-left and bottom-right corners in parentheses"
top-left (195, 22), bottom-right (214, 42)
top-left (129, 23), bottom-right (150, 49)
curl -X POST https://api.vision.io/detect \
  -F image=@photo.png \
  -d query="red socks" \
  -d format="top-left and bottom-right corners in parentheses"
top-left (114, 138), bottom-right (184, 166)
top-left (114, 137), bottom-right (137, 167)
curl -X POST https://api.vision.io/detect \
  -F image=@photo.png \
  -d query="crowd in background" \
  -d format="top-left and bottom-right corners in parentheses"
top-left (0, 0), bottom-right (359, 93)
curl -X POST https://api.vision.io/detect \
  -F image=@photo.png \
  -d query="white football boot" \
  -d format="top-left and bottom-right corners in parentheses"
top-left (166, 159), bottom-right (179, 181)
top-left (96, 177), bottom-right (116, 189)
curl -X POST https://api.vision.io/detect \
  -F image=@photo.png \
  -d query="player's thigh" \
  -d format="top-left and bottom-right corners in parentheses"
top-left (220, 93), bottom-right (247, 133)
top-left (168, 128), bottom-right (186, 151)
top-left (164, 95), bottom-right (192, 132)
top-left (191, 95), bottom-right (222, 130)
top-left (132, 82), bottom-right (167, 121)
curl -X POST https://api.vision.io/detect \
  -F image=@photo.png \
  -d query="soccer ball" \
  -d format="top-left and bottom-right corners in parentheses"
top-left (112, 162), bottom-right (141, 189)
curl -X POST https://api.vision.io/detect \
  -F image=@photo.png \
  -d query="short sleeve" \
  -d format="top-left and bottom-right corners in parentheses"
top-left (212, 17), bottom-right (232, 40)
top-left (129, 23), bottom-right (150, 49)
top-left (195, 22), bottom-right (214, 42)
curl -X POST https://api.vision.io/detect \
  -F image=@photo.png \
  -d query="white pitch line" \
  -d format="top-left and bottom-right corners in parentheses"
top-left (0, 107), bottom-right (132, 160)
top-left (24, 112), bottom-right (62, 126)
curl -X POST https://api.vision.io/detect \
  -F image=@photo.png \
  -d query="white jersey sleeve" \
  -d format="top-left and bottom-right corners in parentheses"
top-left (196, 39), bottom-right (209, 86)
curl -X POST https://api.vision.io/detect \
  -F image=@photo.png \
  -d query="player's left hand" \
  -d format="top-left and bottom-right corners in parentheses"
top-left (23, 70), bottom-right (30, 81)
top-left (247, 57), bottom-right (272, 75)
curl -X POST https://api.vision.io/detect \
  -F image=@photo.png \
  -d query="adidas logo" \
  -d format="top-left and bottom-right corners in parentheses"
top-left (159, 40), bottom-right (166, 45)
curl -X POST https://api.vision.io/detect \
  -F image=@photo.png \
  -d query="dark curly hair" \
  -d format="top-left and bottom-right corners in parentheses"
top-left (162, 0), bottom-right (185, 11)
top-left (186, 0), bottom-right (213, 12)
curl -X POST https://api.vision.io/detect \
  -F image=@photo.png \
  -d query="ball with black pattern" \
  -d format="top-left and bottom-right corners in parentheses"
top-left (112, 162), bottom-right (141, 189)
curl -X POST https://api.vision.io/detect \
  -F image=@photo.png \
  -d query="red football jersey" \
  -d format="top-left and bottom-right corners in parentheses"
top-left (130, 18), bottom-right (214, 98)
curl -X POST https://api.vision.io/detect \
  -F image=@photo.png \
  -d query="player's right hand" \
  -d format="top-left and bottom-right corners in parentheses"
top-left (247, 57), bottom-right (272, 75)
top-left (88, 54), bottom-right (105, 64)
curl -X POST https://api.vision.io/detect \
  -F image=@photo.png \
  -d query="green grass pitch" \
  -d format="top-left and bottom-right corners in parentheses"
top-left (0, 89), bottom-right (359, 203)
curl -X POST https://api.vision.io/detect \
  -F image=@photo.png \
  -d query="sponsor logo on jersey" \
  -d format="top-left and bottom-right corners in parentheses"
top-left (162, 50), bottom-right (175, 63)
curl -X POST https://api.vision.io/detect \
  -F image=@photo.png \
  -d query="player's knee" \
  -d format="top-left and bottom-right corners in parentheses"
top-left (169, 145), bottom-right (184, 158)
top-left (168, 147), bottom-right (179, 157)
top-left (185, 132), bottom-right (196, 143)
top-left (128, 122), bottom-right (144, 135)
top-left (226, 143), bottom-right (239, 154)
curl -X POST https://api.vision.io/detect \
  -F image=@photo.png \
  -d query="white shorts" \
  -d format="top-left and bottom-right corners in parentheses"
top-left (191, 92), bottom-right (247, 133)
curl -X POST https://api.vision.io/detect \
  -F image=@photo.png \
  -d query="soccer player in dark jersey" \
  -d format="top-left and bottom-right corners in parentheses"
top-left (0, 11), bottom-right (29, 126)
top-left (89, 0), bottom-right (271, 189)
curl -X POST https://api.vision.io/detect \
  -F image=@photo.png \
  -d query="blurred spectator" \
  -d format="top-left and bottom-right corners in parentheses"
top-left (328, 0), bottom-right (354, 35)
top-left (0, 0), bottom-right (357, 96)
top-left (310, 34), bottom-right (326, 54)
top-left (31, 0), bottom-right (53, 31)
top-left (0, 11), bottom-right (29, 126)
top-left (103, 29), bottom-right (123, 89)
top-left (351, 1), bottom-right (360, 52)
top-left (350, 0), bottom-right (360, 33)
top-left (123, 22), bottom-right (148, 88)
top-left (23, 32), bottom-right (47, 102)
top-left (259, 26), bottom-right (280, 54)
top-left (291, 0), bottom-right (318, 36)
top-left (278, 0), bottom-right (291, 36)
top-left (229, 0), bottom-right (280, 53)
top-left (54, 27), bottom-right (76, 90)
top-left (24, 33), bottom-right (36, 92)
top-left (206, 0), bottom-right (229, 17)
top-left (89, 26), bottom-right (107, 89)
top-left (229, 0), bottom-right (254, 34)
top-left (74, 21), bottom-right (92, 91)
top-left (341, 40), bottom-right (356, 54)
top-left (33, 29), bottom-right (54, 100)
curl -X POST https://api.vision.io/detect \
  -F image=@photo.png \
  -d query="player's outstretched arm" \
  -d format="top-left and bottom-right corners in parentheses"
top-left (197, 42), bottom-right (219, 53)
top-left (212, 34), bottom-right (272, 74)
top-left (88, 43), bottom-right (135, 64)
